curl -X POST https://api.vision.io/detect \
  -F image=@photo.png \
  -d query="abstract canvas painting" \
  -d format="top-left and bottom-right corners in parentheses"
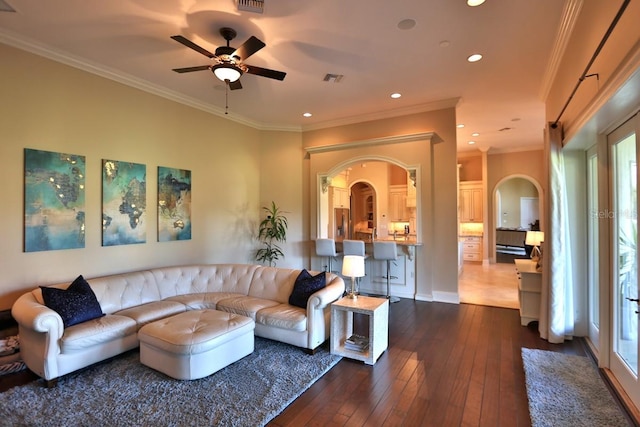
top-left (158, 166), bottom-right (191, 242)
top-left (102, 159), bottom-right (146, 246)
top-left (24, 149), bottom-right (86, 252)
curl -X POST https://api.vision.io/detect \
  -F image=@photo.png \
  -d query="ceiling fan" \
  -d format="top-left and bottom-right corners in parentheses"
top-left (171, 27), bottom-right (286, 90)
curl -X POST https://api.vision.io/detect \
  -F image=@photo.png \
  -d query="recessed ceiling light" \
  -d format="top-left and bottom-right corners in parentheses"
top-left (303, 112), bottom-right (312, 118)
top-left (390, 93), bottom-right (401, 99)
top-left (457, 124), bottom-right (465, 128)
top-left (467, 54), bottom-right (483, 63)
top-left (467, 0), bottom-right (486, 6)
top-left (397, 19), bottom-right (416, 30)
top-left (439, 40), bottom-right (451, 48)
top-left (471, 132), bottom-right (480, 137)
top-left (468, 141), bottom-right (476, 145)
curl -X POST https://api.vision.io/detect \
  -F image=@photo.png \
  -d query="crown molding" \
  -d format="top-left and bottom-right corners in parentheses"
top-left (306, 132), bottom-right (442, 155)
top-left (539, 0), bottom-right (583, 102)
top-left (301, 98), bottom-right (460, 132)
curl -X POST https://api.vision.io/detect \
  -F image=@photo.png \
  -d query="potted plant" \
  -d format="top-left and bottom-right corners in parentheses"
top-left (255, 201), bottom-right (288, 267)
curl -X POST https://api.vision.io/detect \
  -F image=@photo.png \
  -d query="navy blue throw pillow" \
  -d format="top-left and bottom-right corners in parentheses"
top-left (289, 269), bottom-right (326, 308)
top-left (41, 275), bottom-right (104, 328)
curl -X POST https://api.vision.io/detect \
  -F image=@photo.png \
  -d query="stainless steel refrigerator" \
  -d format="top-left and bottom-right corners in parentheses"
top-left (334, 208), bottom-right (350, 239)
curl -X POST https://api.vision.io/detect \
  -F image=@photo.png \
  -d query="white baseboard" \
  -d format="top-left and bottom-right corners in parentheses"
top-left (432, 291), bottom-right (460, 304)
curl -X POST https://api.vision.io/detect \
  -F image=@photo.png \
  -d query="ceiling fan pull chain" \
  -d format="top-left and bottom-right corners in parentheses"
top-left (225, 81), bottom-right (229, 115)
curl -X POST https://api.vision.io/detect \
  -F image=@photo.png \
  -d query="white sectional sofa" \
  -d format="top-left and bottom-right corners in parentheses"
top-left (11, 264), bottom-right (345, 383)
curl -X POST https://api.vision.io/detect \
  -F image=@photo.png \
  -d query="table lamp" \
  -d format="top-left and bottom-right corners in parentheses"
top-left (342, 255), bottom-right (365, 299)
top-left (525, 231), bottom-right (544, 261)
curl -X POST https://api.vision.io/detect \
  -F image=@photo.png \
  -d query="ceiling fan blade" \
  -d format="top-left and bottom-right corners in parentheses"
top-left (172, 65), bottom-right (211, 73)
top-left (229, 80), bottom-right (243, 90)
top-left (245, 64), bottom-right (286, 81)
top-left (171, 35), bottom-right (215, 58)
top-left (232, 36), bottom-right (265, 61)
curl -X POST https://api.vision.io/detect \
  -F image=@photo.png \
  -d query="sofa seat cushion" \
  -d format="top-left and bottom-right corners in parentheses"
top-left (256, 304), bottom-right (307, 332)
top-left (61, 314), bottom-right (137, 353)
top-left (164, 292), bottom-right (246, 310)
top-left (216, 296), bottom-right (280, 320)
top-left (115, 301), bottom-right (186, 329)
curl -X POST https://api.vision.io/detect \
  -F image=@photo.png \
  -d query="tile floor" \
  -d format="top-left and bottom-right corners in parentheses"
top-left (458, 261), bottom-right (519, 309)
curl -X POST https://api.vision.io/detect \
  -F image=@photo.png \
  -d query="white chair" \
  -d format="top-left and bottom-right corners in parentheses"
top-left (373, 241), bottom-right (400, 303)
top-left (342, 240), bottom-right (369, 294)
top-left (315, 238), bottom-right (340, 273)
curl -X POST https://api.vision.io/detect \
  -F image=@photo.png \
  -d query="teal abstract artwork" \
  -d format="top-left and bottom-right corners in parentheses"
top-left (102, 159), bottom-right (146, 246)
top-left (24, 149), bottom-right (86, 252)
top-left (158, 166), bottom-right (191, 242)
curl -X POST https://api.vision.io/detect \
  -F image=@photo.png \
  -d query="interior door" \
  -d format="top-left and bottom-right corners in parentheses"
top-left (609, 115), bottom-right (639, 406)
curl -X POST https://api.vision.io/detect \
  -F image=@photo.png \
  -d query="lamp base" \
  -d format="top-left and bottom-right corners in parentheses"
top-left (347, 278), bottom-right (358, 299)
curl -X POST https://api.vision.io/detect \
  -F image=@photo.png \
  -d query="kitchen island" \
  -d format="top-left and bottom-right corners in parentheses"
top-left (333, 238), bottom-right (422, 300)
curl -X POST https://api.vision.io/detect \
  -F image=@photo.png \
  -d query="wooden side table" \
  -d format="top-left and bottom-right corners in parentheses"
top-left (330, 296), bottom-right (389, 365)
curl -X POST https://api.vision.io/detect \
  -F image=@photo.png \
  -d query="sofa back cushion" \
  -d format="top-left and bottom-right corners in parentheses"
top-left (151, 264), bottom-right (259, 299)
top-left (86, 271), bottom-right (161, 314)
top-left (247, 267), bottom-right (302, 304)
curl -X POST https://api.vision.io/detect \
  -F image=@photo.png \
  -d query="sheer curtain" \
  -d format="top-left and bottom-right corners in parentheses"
top-left (539, 123), bottom-right (575, 343)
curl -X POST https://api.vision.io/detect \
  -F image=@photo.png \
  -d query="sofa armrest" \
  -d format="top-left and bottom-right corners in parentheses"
top-left (12, 292), bottom-right (64, 337)
top-left (307, 273), bottom-right (345, 310)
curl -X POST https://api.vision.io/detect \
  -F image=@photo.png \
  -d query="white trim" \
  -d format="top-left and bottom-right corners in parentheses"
top-left (432, 291), bottom-right (460, 304)
top-left (539, 0), bottom-right (584, 102)
top-left (306, 132), bottom-right (443, 155)
top-left (564, 40), bottom-right (640, 145)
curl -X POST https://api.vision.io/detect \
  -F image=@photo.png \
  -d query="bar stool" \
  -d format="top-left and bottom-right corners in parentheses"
top-left (342, 240), bottom-right (369, 294)
top-left (315, 238), bottom-right (340, 273)
top-left (373, 241), bottom-right (400, 303)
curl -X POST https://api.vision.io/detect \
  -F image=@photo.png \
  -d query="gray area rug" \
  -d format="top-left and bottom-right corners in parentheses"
top-left (522, 348), bottom-right (630, 427)
top-left (0, 337), bottom-right (341, 426)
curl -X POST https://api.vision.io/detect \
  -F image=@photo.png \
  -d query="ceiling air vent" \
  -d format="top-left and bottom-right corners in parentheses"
top-left (323, 73), bottom-right (344, 83)
top-left (237, 0), bottom-right (264, 14)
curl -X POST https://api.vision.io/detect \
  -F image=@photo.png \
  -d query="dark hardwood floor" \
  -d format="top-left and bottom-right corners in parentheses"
top-left (0, 300), bottom-right (606, 426)
top-left (269, 299), bottom-right (586, 427)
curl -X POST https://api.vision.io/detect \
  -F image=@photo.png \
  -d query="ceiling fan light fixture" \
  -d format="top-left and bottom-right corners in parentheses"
top-left (212, 64), bottom-right (242, 82)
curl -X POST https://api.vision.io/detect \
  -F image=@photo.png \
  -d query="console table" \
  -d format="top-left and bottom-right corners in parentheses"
top-left (514, 259), bottom-right (542, 326)
top-left (330, 296), bottom-right (389, 365)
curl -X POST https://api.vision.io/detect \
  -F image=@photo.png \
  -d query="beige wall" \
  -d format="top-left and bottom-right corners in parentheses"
top-left (303, 109), bottom-right (459, 302)
top-left (497, 178), bottom-right (539, 229)
top-left (458, 155), bottom-right (482, 181)
top-left (486, 150), bottom-right (545, 256)
top-left (0, 43), bottom-right (276, 309)
top-left (259, 130), bottom-right (305, 268)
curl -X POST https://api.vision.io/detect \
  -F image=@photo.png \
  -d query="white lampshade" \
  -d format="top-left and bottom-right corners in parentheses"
top-left (525, 231), bottom-right (544, 246)
top-left (342, 255), bottom-right (365, 278)
top-left (212, 64), bottom-right (242, 82)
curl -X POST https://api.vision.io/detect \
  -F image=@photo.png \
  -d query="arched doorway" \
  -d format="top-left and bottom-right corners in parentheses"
top-left (492, 175), bottom-right (544, 264)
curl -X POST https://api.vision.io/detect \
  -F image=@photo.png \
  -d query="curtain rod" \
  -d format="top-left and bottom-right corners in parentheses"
top-left (551, 0), bottom-right (631, 128)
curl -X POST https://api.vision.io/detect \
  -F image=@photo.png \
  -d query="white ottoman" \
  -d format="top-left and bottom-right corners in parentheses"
top-left (138, 309), bottom-right (255, 380)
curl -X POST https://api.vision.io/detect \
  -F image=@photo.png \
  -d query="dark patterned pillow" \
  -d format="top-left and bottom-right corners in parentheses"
top-left (41, 275), bottom-right (104, 328)
top-left (289, 269), bottom-right (326, 309)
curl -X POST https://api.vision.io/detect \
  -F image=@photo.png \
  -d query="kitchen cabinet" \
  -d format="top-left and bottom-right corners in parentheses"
top-left (331, 186), bottom-right (350, 208)
top-left (459, 181), bottom-right (483, 222)
top-left (389, 185), bottom-right (408, 221)
top-left (514, 259), bottom-right (541, 326)
top-left (461, 236), bottom-right (482, 262)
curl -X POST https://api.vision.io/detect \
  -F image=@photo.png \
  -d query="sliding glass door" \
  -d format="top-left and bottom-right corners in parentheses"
top-left (609, 115), bottom-right (639, 405)
top-left (587, 145), bottom-right (599, 351)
